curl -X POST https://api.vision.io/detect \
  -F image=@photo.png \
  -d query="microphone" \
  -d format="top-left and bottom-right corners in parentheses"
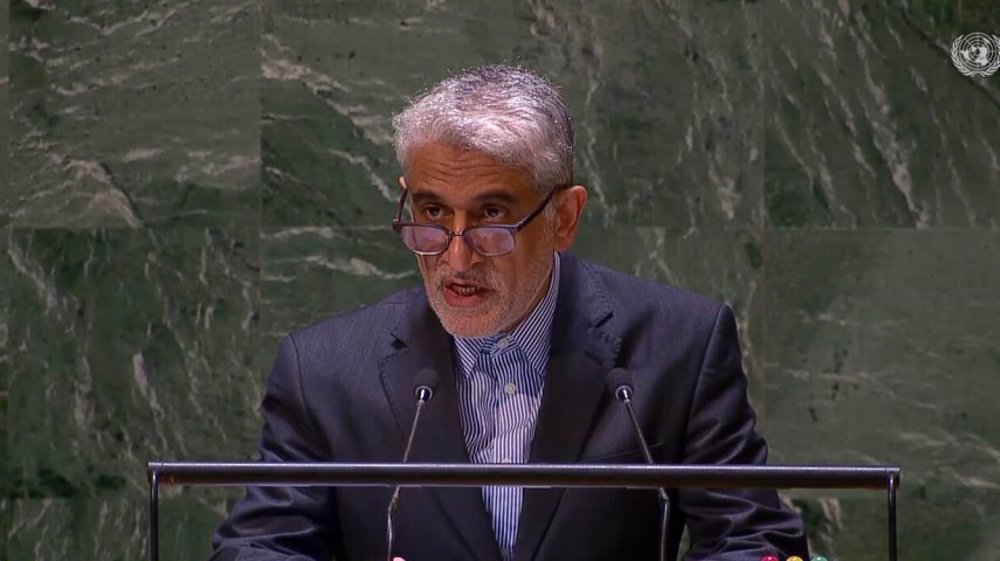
top-left (385, 368), bottom-right (439, 561)
top-left (607, 367), bottom-right (670, 561)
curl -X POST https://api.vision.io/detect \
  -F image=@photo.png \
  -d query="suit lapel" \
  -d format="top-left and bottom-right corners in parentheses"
top-left (379, 290), bottom-right (503, 561)
top-left (514, 254), bottom-right (621, 561)
top-left (379, 255), bottom-right (620, 561)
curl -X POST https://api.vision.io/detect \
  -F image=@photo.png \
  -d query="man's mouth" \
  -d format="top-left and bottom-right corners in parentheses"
top-left (450, 283), bottom-right (480, 296)
top-left (441, 279), bottom-right (491, 306)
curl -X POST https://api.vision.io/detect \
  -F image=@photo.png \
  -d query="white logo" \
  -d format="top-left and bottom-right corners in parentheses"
top-left (951, 33), bottom-right (1000, 77)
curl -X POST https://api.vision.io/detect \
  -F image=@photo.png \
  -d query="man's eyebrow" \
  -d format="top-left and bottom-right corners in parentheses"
top-left (471, 190), bottom-right (519, 205)
top-left (408, 188), bottom-right (520, 206)
top-left (409, 191), bottom-right (444, 205)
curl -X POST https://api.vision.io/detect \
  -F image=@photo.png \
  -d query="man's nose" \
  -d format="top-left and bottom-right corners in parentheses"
top-left (442, 218), bottom-right (479, 272)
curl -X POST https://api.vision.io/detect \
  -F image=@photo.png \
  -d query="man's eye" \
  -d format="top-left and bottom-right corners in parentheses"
top-left (483, 206), bottom-right (505, 220)
top-left (422, 206), bottom-right (444, 220)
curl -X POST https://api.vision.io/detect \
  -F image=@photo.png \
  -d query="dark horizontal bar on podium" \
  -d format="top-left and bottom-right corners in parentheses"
top-left (148, 462), bottom-right (899, 490)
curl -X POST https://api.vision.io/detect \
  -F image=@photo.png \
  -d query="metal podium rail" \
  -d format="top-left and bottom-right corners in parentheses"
top-left (147, 462), bottom-right (900, 561)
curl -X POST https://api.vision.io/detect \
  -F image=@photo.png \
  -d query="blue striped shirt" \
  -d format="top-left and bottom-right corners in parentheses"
top-left (453, 254), bottom-right (560, 561)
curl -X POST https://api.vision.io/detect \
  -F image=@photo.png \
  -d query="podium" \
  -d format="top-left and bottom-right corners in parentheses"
top-left (147, 462), bottom-right (900, 561)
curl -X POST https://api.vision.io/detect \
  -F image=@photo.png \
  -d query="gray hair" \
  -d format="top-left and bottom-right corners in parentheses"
top-left (393, 65), bottom-right (574, 193)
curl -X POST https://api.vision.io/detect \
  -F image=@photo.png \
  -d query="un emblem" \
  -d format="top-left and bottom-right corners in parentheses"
top-left (951, 32), bottom-right (1000, 77)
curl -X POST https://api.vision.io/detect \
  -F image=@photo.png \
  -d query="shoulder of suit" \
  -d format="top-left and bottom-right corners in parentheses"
top-left (576, 258), bottom-right (725, 321)
top-left (284, 286), bottom-right (419, 348)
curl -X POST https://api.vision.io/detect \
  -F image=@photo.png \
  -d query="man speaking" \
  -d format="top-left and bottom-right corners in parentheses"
top-left (210, 65), bottom-right (808, 561)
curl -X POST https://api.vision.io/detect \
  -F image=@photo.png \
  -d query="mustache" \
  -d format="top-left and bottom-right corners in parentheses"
top-left (432, 266), bottom-right (499, 290)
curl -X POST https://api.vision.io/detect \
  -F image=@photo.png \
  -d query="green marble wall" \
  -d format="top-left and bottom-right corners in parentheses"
top-left (2, 0), bottom-right (998, 559)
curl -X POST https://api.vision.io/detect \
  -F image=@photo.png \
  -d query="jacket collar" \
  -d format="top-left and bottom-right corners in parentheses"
top-left (378, 252), bottom-right (621, 561)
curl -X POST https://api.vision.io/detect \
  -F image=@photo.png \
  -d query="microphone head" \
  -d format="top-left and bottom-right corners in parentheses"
top-left (606, 367), bottom-right (634, 401)
top-left (413, 368), bottom-right (439, 401)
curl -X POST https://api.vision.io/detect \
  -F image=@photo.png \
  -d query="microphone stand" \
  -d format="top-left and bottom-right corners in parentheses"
top-left (615, 382), bottom-right (670, 561)
top-left (385, 384), bottom-right (434, 561)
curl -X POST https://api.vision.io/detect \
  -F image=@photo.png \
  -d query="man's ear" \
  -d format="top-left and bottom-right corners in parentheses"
top-left (398, 176), bottom-right (407, 190)
top-left (553, 185), bottom-right (588, 252)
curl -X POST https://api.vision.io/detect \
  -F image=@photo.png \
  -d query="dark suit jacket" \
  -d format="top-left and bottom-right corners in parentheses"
top-left (211, 253), bottom-right (808, 561)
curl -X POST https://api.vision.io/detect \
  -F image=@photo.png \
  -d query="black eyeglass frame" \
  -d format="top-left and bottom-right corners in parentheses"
top-left (391, 184), bottom-right (570, 257)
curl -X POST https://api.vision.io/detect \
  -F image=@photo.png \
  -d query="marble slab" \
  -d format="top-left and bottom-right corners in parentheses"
top-left (259, 226), bottom-right (419, 358)
top-left (0, 231), bottom-right (8, 559)
top-left (757, 230), bottom-right (1000, 557)
top-left (7, 494), bottom-right (235, 560)
top-left (1, 228), bottom-right (9, 419)
top-left (3, 1), bottom-right (260, 227)
top-left (261, 0), bottom-right (765, 230)
top-left (764, 0), bottom-right (1000, 228)
top-left (5, 228), bottom-right (262, 501)
top-left (1, 0), bottom-right (9, 221)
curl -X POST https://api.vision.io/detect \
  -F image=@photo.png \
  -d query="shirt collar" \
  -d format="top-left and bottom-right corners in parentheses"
top-left (454, 253), bottom-right (561, 377)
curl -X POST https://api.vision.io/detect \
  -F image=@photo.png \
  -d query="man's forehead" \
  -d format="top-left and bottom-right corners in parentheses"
top-left (406, 141), bottom-right (532, 176)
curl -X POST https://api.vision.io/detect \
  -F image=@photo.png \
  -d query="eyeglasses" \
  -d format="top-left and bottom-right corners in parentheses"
top-left (391, 185), bottom-right (567, 257)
